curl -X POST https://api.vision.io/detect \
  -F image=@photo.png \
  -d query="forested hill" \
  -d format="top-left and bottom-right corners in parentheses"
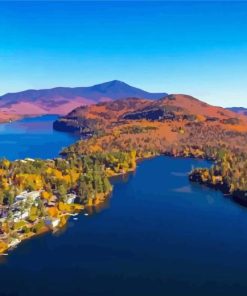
top-left (53, 94), bottom-right (247, 135)
top-left (55, 94), bottom-right (247, 201)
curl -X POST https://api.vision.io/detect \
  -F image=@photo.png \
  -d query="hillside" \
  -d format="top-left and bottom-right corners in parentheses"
top-left (56, 94), bottom-right (247, 202)
top-left (54, 94), bottom-right (247, 135)
top-left (0, 80), bottom-right (167, 116)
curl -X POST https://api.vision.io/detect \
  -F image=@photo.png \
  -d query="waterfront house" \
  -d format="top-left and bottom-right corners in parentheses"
top-left (25, 158), bottom-right (35, 162)
top-left (44, 217), bottom-right (60, 228)
top-left (8, 238), bottom-right (21, 248)
top-left (66, 193), bottom-right (77, 204)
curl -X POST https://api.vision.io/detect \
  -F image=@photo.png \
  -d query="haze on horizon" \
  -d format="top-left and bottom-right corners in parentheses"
top-left (0, 1), bottom-right (246, 107)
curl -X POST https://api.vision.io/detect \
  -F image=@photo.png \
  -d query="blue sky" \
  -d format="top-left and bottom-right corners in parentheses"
top-left (0, 1), bottom-right (247, 107)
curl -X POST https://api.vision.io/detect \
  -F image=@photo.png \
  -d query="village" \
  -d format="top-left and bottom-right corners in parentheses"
top-left (0, 188), bottom-right (82, 254)
top-left (0, 151), bottom-right (114, 255)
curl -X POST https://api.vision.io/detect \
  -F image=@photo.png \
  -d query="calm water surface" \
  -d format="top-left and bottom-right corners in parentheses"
top-left (0, 115), bottom-right (79, 160)
top-left (0, 154), bottom-right (247, 295)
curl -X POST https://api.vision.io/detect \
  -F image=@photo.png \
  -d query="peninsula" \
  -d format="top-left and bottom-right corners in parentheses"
top-left (0, 94), bottom-right (247, 253)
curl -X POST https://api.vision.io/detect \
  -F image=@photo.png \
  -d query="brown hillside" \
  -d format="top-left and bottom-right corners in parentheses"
top-left (54, 94), bottom-right (247, 133)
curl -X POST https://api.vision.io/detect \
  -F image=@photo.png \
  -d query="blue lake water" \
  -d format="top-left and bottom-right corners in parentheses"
top-left (0, 115), bottom-right (79, 160)
top-left (1, 153), bottom-right (247, 296)
top-left (0, 116), bottom-right (247, 296)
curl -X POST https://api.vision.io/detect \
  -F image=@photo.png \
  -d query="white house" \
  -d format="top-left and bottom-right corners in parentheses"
top-left (15, 191), bottom-right (40, 203)
top-left (45, 217), bottom-right (60, 228)
top-left (13, 210), bottom-right (29, 222)
top-left (8, 238), bottom-right (21, 248)
top-left (66, 193), bottom-right (77, 204)
top-left (28, 191), bottom-right (40, 201)
top-left (15, 191), bottom-right (29, 202)
top-left (25, 158), bottom-right (35, 162)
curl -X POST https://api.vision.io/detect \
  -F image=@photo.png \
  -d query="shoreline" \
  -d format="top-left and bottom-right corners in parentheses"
top-left (0, 113), bottom-right (62, 125)
top-left (0, 152), bottom-right (246, 255)
top-left (0, 114), bottom-right (246, 255)
top-left (0, 150), bottom-right (157, 255)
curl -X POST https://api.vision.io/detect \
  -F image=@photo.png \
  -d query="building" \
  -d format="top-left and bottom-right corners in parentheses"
top-left (45, 217), bottom-right (60, 228)
top-left (15, 191), bottom-right (40, 203)
top-left (66, 193), bottom-right (77, 204)
top-left (25, 158), bottom-right (35, 162)
top-left (28, 191), bottom-right (40, 201)
top-left (13, 210), bottom-right (29, 222)
top-left (8, 238), bottom-right (21, 248)
top-left (15, 191), bottom-right (29, 202)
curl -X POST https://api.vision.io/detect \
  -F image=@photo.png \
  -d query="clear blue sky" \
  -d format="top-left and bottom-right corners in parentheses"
top-left (0, 1), bottom-right (246, 107)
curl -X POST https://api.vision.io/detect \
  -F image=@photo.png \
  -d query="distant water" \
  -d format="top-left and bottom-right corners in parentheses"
top-left (0, 115), bottom-right (79, 160)
top-left (1, 156), bottom-right (247, 296)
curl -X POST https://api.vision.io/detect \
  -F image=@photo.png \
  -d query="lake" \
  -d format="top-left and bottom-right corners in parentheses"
top-left (0, 116), bottom-right (247, 296)
top-left (1, 152), bottom-right (247, 295)
top-left (0, 115), bottom-right (79, 160)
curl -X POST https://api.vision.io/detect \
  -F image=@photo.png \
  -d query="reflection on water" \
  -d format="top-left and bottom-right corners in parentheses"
top-left (85, 196), bottom-right (112, 216)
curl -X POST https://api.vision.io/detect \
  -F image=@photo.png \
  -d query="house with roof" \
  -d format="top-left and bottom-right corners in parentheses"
top-left (13, 209), bottom-right (29, 222)
top-left (65, 193), bottom-right (77, 204)
top-left (15, 191), bottom-right (40, 203)
top-left (44, 217), bottom-right (60, 228)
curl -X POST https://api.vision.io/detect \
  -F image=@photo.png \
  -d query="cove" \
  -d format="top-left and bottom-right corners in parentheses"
top-left (1, 156), bottom-right (247, 296)
top-left (0, 115), bottom-right (79, 160)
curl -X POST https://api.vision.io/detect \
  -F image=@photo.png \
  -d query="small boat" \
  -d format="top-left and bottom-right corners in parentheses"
top-left (0, 253), bottom-right (8, 256)
top-left (67, 213), bottom-right (78, 217)
top-left (73, 217), bottom-right (78, 221)
top-left (84, 213), bottom-right (89, 216)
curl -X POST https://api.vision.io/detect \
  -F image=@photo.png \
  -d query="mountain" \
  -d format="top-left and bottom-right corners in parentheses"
top-left (227, 107), bottom-right (247, 116)
top-left (0, 80), bottom-right (167, 116)
top-left (54, 94), bottom-right (247, 135)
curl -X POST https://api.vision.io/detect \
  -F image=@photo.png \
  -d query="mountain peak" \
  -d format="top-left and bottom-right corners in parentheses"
top-left (105, 79), bottom-right (126, 85)
top-left (90, 80), bottom-right (130, 91)
top-left (0, 81), bottom-right (168, 116)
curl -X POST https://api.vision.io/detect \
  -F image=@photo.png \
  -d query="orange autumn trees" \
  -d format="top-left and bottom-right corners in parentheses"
top-left (0, 153), bottom-right (113, 208)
